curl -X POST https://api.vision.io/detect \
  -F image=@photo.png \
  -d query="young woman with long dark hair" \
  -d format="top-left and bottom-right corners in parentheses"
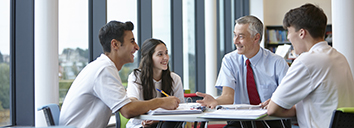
top-left (126, 38), bottom-right (184, 128)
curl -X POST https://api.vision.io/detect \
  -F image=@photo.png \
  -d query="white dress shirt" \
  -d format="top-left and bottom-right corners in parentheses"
top-left (215, 47), bottom-right (289, 104)
top-left (271, 41), bottom-right (354, 128)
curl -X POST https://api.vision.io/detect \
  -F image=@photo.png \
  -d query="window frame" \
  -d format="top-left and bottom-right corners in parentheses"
top-left (88, 0), bottom-right (106, 62)
top-left (10, 0), bottom-right (35, 126)
top-left (8, 0), bottom-right (249, 126)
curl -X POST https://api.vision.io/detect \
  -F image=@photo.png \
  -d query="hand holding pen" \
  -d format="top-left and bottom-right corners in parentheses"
top-left (156, 88), bottom-right (169, 97)
top-left (156, 89), bottom-right (181, 109)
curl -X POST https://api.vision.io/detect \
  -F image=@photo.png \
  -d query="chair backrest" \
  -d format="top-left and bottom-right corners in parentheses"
top-left (116, 111), bottom-right (129, 128)
top-left (329, 107), bottom-right (354, 128)
top-left (37, 104), bottom-right (60, 126)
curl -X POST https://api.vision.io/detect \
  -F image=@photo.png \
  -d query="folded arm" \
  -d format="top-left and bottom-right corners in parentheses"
top-left (267, 100), bottom-right (296, 117)
top-left (119, 96), bottom-right (180, 119)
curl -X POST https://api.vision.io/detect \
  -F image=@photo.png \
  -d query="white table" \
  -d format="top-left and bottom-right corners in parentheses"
top-left (136, 113), bottom-right (291, 121)
top-left (135, 110), bottom-right (295, 128)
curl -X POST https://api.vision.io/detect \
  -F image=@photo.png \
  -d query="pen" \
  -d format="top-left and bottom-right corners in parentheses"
top-left (156, 88), bottom-right (169, 97)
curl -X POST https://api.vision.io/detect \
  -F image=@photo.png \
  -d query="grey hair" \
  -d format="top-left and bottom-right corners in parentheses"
top-left (235, 15), bottom-right (264, 43)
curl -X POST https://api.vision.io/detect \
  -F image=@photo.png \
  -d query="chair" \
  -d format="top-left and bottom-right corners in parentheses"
top-left (184, 93), bottom-right (203, 103)
top-left (37, 104), bottom-right (60, 126)
top-left (115, 111), bottom-right (129, 128)
top-left (329, 107), bottom-right (354, 128)
top-left (207, 124), bottom-right (227, 128)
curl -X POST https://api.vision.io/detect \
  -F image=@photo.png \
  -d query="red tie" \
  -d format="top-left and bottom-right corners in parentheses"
top-left (246, 59), bottom-right (261, 105)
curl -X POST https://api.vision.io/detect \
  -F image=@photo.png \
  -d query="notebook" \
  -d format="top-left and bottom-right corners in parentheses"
top-left (148, 103), bottom-right (205, 115)
top-left (200, 104), bottom-right (267, 119)
top-left (216, 104), bottom-right (262, 110)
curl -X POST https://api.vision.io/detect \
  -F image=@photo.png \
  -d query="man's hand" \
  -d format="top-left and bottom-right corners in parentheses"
top-left (195, 92), bottom-right (218, 109)
top-left (159, 96), bottom-right (180, 110)
top-left (260, 99), bottom-right (270, 109)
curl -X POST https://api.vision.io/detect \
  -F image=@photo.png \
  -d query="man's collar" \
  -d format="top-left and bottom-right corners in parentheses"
top-left (243, 47), bottom-right (263, 66)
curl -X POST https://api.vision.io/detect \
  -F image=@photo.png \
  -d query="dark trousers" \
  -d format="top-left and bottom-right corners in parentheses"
top-left (224, 119), bottom-right (291, 128)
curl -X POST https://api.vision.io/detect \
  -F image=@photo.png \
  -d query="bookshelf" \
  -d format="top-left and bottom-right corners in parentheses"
top-left (265, 25), bottom-right (332, 65)
top-left (265, 25), bottom-right (332, 53)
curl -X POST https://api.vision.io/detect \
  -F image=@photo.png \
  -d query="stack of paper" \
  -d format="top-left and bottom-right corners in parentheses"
top-left (275, 44), bottom-right (291, 59)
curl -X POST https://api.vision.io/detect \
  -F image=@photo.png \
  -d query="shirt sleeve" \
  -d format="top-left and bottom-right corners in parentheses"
top-left (275, 57), bottom-right (290, 85)
top-left (126, 71), bottom-right (142, 100)
top-left (215, 56), bottom-right (237, 90)
top-left (271, 60), bottom-right (313, 109)
top-left (171, 73), bottom-right (185, 103)
top-left (93, 66), bottom-right (131, 113)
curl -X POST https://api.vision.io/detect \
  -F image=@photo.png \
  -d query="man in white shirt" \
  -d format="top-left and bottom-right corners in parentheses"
top-left (267, 4), bottom-right (354, 128)
top-left (59, 21), bottom-right (180, 128)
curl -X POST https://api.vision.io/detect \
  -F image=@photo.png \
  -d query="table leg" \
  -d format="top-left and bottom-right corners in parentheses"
top-left (200, 121), bottom-right (207, 128)
top-left (194, 122), bottom-right (198, 128)
top-left (251, 121), bottom-right (256, 128)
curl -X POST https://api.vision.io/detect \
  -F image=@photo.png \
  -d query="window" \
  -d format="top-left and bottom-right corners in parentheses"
top-left (6, 0), bottom-right (251, 126)
top-left (107, 0), bottom-right (138, 87)
top-left (182, 0), bottom-right (196, 93)
top-left (152, 0), bottom-right (172, 67)
top-left (0, 0), bottom-right (10, 126)
top-left (58, 0), bottom-right (89, 106)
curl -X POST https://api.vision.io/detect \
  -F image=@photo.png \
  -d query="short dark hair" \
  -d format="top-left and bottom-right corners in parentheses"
top-left (98, 21), bottom-right (134, 53)
top-left (283, 3), bottom-right (327, 39)
top-left (235, 15), bottom-right (264, 43)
